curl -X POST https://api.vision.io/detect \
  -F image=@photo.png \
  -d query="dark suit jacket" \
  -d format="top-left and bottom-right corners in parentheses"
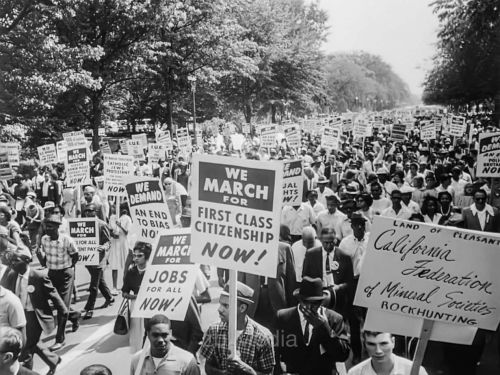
top-left (462, 206), bottom-right (500, 233)
top-left (4, 267), bottom-right (67, 334)
top-left (302, 246), bottom-right (353, 316)
top-left (276, 306), bottom-right (350, 375)
top-left (37, 181), bottom-right (58, 204)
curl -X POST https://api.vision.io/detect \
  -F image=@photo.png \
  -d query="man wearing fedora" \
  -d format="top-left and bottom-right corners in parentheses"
top-left (302, 227), bottom-right (354, 318)
top-left (315, 176), bottom-right (335, 207)
top-left (275, 276), bottom-right (350, 375)
top-left (3, 246), bottom-right (67, 374)
top-left (200, 282), bottom-right (275, 375)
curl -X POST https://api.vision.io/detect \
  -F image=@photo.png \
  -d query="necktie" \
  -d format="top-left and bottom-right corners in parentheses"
top-left (325, 253), bottom-right (331, 273)
top-left (304, 321), bottom-right (310, 345)
top-left (16, 275), bottom-right (27, 308)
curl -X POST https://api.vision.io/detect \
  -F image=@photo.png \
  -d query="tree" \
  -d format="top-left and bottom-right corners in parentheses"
top-left (423, 0), bottom-right (500, 124)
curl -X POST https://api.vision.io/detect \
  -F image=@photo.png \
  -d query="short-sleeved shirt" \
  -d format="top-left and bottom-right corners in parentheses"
top-left (0, 286), bottom-right (26, 329)
top-left (281, 204), bottom-right (316, 236)
top-left (200, 318), bottom-right (275, 374)
top-left (130, 343), bottom-right (199, 375)
top-left (347, 354), bottom-right (428, 375)
top-left (41, 233), bottom-right (78, 270)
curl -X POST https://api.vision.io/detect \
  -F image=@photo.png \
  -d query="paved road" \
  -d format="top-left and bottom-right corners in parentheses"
top-left (31, 265), bottom-right (500, 375)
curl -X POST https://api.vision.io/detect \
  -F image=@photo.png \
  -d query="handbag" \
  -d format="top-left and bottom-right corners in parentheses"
top-left (113, 298), bottom-right (130, 335)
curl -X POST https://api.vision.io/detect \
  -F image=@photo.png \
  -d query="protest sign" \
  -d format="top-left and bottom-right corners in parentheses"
top-left (448, 115), bottom-right (466, 137)
top-left (420, 121), bottom-right (436, 141)
top-left (190, 154), bottom-right (283, 277)
top-left (476, 133), bottom-right (500, 177)
top-left (148, 143), bottom-right (166, 164)
top-left (390, 123), bottom-right (406, 142)
top-left (320, 126), bottom-right (341, 151)
top-left (99, 140), bottom-right (112, 154)
top-left (284, 125), bottom-right (301, 149)
top-left (176, 127), bottom-right (191, 154)
top-left (342, 117), bottom-right (353, 133)
top-left (242, 124), bottom-right (250, 135)
top-left (132, 133), bottom-right (148, 150)
top-left (131, 229), bottom-right (199, 320)
top-left (37, 144), bottom-right (58, 166)
top-left (282, 160), bottom-right (303, 207)
top-left (196, 128), bottom-right (203, 146)
top-left (0, 143), bottom-right (20, 167)
top-left (124, 176), bottom-right (174, 249)
top-left (56, 140), bottom-right (67, 163)
top-left (260, 125), bottom-right (277, 148)
top-left (156, 130), bottom-right (173, 151)
top-left (354, 216), bottom-right (500, 330)
top-left (127, 139), bottom-right (145, 161)
top-left (104, 154), bottom-right (135, 197)
top-left (68, 218), bottom-right (99, 266)
top-left (63, 130), bottom-right (87, 148)
top-left (98, 127), bottom-right (106, 137)
top-left (441, 115), bottom-right (451, 135)
top-left (353, 120), bottom-right (371, 139)
top-left (65, 146), bottom-right (90, 187)
top-left (119, 139), bottom-right (129, 155)
top-left (0, 152), bottom-right (12, 180)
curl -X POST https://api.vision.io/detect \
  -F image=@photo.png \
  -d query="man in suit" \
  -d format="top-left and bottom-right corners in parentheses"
top-left (302, 227), bottom-right (353, 318)
top-left (0, 326), bottom-right (40, 375)
top-left (275, 276), bottom-right (350, 375)
top-left (462, 188), bottom-right (500, 233)
top-left (37, 172), bottom-right (59, 207)
top-left (4, 246), bottom-right (67, 375)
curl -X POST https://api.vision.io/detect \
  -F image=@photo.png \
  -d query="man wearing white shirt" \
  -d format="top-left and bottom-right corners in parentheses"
top-left (380, 190), bottom-right (412, 220)
top-left (316, 195), bottom-right (346, 242)
top-left (281, 202), bottom-right (316, 243)
top-left (305, 190), bottom-right (325, 218)
top-left (290, 226), bottom-right (321, 283)
top-left (315, 176), bottom-right (335, 207)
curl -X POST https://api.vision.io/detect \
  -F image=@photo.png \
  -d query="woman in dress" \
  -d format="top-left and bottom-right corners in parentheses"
top-left (122, 241), bottom-right (152, 353)
top-left (420, 196), bottom-right (442, 224)
top-left (109, 202), bottom-right (132, 294)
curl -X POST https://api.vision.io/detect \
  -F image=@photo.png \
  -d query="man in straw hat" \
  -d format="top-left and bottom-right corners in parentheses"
top-left (200, 282), bottom-right (275, 375)
top-left (275, 276), bottom-right (350, 375)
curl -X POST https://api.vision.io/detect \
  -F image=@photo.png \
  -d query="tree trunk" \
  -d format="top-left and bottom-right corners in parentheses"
top-left (91, 93), bottom-right (102, 151)
top-left (271, 103), bottom-right (277, 123)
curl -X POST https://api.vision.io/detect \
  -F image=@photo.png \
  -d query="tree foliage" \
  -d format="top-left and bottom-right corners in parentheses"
top-left (423, 0), bottom-right (500, 123)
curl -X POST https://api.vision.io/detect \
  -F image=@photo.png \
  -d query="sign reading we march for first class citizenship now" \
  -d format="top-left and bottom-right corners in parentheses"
top-left (190, 154), bottom-right (283, 277)
top-left (354, 216), bottom-right (500, 330)
top-left (131, 229), bottom-right (198, 320)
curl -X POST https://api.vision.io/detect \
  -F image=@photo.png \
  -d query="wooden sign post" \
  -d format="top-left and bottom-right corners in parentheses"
top-left (410, 319), bottom-right (434, 375)
top-left (227, 269), bottom-right (238, 358)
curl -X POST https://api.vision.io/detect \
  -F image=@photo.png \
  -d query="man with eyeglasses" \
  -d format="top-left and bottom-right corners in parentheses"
top-left (380, 190), bottom-right (412, 220)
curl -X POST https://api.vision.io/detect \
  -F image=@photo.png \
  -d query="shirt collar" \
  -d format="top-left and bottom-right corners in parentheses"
top-left (19, 266), bottom-right (30, 280)
top-left (470, 203), bottom-right (494, 216)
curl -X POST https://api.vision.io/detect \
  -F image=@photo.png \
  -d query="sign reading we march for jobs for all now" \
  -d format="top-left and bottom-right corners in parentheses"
top-left (131, 229), bottom-right (198, 320)
top-left (68, 218), bottom-right (99, 266)
top-left (354, 216), bottom-right (500, 330)
top-left (191, 154), bottom-right (283, 277)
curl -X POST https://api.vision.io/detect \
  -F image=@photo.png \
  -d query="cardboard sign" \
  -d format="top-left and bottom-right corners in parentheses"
top-left (284, 125), bottom-right (301, 149)
top-left (104, 154), bottom-right (135, 197)
top-left (321, 126), bottom-right (341, 151)
top-left (127, 139), bottom-right (145, 161)
top-left (0, 143), bottom-right (20, 167)
top-left (242, 124), bottom-right (251, 135)
top-left (119, 139), bottom-right (129, 155)
top-left (449, 116), bottom-right (466, 137)
top-left (37, 144), bottom-right (58, 166)
top-left (156, 130), bottom-right (173, 151)
top-left (68, 218), bottom-right (99, 266)
top-left (390, 123), bottom-right (406, 142)
top-left (124, 176), bottom-right (174, 249)
top-left (63, 130), bottom-right (87, 148)
top-left (342, 117), bottom-right (353, 133)
top-left (99, 140), bottom-right (112, 154)
top-left (260, 125), bottom-right (277, 148)
top-left (132, 133), bottom-right (148, 150)
top-left (0, 152), bottom-right (13, 180)
top-left (131, 229), bottom-right (199, 320)
top-left (176, 127), bottom-right (191, 154)
top-left (477, 133), bottom-right (500, 177)
top-left (282, 160), bottom-right (303, 207)
top-left (148, 143), bottom-right (166, 164)
top-left (353, 120), bottom-right (371, 138)
top-left (56, 141), bottom-right (67, 163)
top-left (354, 217), bottom-right (500, 330)
top-left (98, 127), bottom-right (106, 137)
top-left (65, 146), bottom-right (90, 187)
top-left (190, 154), bottom-right (283, 277)
top-left (420, 121), bottom-right (436, 141)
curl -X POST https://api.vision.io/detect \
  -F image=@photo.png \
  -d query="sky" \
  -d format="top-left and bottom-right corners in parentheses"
top-left (317, 0), bottom-right (440, 96)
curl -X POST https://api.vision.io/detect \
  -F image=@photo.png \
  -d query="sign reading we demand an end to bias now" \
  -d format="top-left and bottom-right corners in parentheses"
top-left (124, 176), bottom-right (173, 249)
top-left (131, 229), bottom-right (198, 320)
top-left (191, 154), bottom-right (283, 277)
top-left (354, 216), bottom-right (500, 331)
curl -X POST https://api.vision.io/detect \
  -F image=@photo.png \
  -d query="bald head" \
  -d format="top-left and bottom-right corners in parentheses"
top-left (302, 226), bottom-right (316, 249)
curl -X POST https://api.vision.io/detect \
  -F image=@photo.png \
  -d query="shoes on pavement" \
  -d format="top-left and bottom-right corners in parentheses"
top-left (82, 310), bottom-right (94, 320)
top-left (47, 357), bottom-right (62, 375)
top-left (111, 289), bottom-right (119, 296)
top-left (71, 317), bottom-right (80, 332)
top-left (99, 298), bottom-right (115, 309)
top-left (48, 342), bottom-right (64, 352)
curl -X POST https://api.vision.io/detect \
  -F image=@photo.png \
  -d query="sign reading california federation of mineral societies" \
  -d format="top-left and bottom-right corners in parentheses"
top-left (190, 154), bottom-right (283, 277)
top-left (124, 176), bottom-right (174, 249)
top-left (131, 229), bottom-right (198, 320)
top-left (68, 218), bottom-right (99, 266)
top-left (477, 133), bottom-right (500, 177)
top-left (354, 216), bottom-right (500, 330)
